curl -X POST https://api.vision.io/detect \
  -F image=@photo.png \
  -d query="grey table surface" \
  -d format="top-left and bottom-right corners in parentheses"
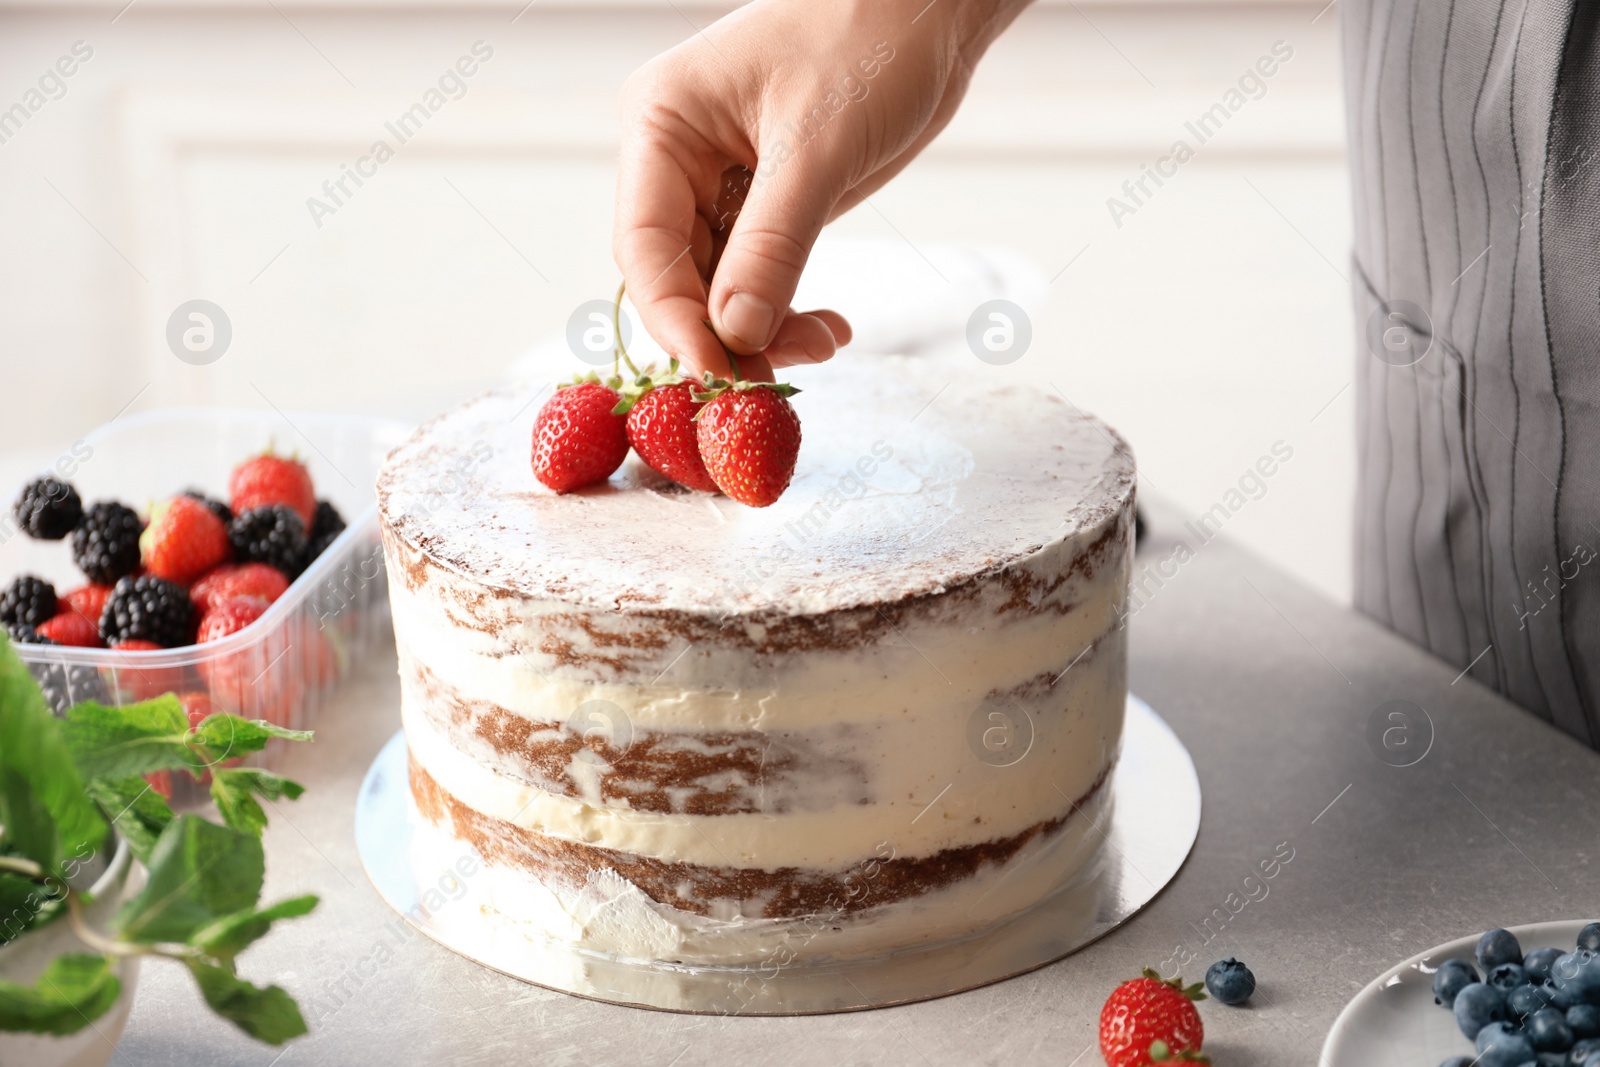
top-left (112, 502), bottom-right (1600, 1066)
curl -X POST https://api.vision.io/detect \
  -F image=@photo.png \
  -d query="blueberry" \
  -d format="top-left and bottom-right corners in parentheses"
top-left (1477, 1021), bottom-right (1537, 1067)
top-left (1482, 929), bottom-right (1527, 971)
top-left (1575, 1038), bottom-right (1600, 1065)
top-left (1458, 983), bottom-right (1509, 1040)
top-left (1579, 924), bottom-right (1600, 952)
top-left (1477, 1021), bottom-right (1538, 1067)
top-left (1491, 963), bottom-right (1533, 992)
top-left (1435, 958), bottom-right (1481, 1007)
top-left (1553, 950), bottom-right (1600, 1004)
top-left (1203, 957), bottom-right (1255, 1005)
top-left (1528, 947), bottom-right (1568, 985)
top-left (1528, 1007), bottom-right (1576, 1052)
top-left (1572, 1004), bottom-right (1600, 1039)
top-left (1510, 983), bottom-right (1559, 1019)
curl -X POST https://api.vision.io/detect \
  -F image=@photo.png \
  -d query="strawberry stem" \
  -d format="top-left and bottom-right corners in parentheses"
top-left (612, 281), bottom-right (641, 378)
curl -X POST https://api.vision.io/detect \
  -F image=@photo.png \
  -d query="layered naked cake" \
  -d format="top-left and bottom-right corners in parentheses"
top-left (377, 356), bottom-right (1136, 969)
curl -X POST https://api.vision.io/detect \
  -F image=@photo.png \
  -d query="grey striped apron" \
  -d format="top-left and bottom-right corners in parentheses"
top-left (1346, 0), bottom-right (1600, 745)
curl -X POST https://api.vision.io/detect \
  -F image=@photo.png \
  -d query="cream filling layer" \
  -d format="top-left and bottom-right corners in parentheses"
top-left (408, 786), bottom-right (1112, 970)
top-left (402, 679), bottom-right (1123, 867)
top-left (388, 566), bottom-right (1126, 733)
top-left (402, 622), bottom-right (1126, 817)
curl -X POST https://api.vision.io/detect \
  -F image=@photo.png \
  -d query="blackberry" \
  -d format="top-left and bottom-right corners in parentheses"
top-left (5, 624), bottom-right (109, 715)
top-left (13, 477), bottom-right (83, 540)
top-left (304, 499), bottom-right (347, 565)
top-left (72, 501), bottom-right (144, 585)
top-left (0, 576), bottom-right (57, 628)
top-left (100, 575), bottom-right (193, 648)
top-left (181, 488), bottom-right (232, 526)
top-left (229, 506), bottom-right (306, 575)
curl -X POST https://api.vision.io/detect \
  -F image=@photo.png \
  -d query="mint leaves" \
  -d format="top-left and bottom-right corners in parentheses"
top-left (0, 632), bottom-right (318, 1045)
top-left (118, 816), bottom-right (265, 944)
top-left (0, 639), bottom-right (106, 876)
top-left (0, 955), bottom-right (120, 1036)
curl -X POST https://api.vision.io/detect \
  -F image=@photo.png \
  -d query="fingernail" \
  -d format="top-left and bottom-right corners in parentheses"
top-left (721, 292), bottom-right (775, 348)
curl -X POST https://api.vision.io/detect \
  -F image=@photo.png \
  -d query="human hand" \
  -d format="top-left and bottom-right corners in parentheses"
top-left (614, 0), bottom-right (1028, 380)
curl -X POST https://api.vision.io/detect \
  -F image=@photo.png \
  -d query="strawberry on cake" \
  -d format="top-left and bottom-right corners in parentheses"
top-left (376, 355), bottom-right (1135, 968)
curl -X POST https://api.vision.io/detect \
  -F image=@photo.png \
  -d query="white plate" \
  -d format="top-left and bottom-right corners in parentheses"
top-left (1322, 919), bottom-right (1596, 1064)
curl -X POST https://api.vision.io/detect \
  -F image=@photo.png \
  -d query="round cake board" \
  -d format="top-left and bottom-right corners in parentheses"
top-left (353, 694), bottom-right (1201, 1015)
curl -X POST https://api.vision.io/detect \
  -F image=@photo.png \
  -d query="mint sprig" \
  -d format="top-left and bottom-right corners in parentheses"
top-left (0, 632), bottom-right (318, 1045)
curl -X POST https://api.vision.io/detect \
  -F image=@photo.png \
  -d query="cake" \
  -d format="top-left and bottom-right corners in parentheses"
top-left (376, 356), bottom-right (1136, 975)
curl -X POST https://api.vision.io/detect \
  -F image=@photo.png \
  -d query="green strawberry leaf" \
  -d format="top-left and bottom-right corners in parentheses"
top-left (0, 635), bottom-right (107, 874)
top-left (116, 815), bottom-right (263, 944)
top-left (63, 696), bottom-right (201, 779)
top-left (190, 894), bottom-right (318, 961)
top-left (84, 776), bottom-right (175, 864)
top-left (209, 769), bottom-right (305, 838)
top-left (0, 953), bottom-right (120, 1035)
top-left (184, 959), bottom-right (308, 1045)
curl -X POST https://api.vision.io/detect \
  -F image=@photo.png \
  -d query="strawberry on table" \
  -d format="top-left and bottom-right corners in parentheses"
top-left (141, 495), bottom-right (231, 585)
top-left (620, 364), bottom-right (719, 493)
top-left (190, 562), bottom-right (289, 616)
top-left (531, 377), bottom-right (630, 493)
top-left (695, 378), bottom-right (802, 508)
top-left (1099, 969), bottom-right (1209, 1067)
top-left (229, 450), bottom-right (316, 530)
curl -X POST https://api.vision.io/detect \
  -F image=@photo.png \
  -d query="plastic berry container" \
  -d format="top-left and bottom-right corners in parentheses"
top-left (0, 408), bottom-right (408, 765)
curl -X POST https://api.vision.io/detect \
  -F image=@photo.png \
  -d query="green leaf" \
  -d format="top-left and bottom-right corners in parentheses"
top-left (0, 953), bottom-right (120, 1035)
top-left (190, 716), bottom-right (312, 762)
top-left (184, 959), bottom-right (307, 1045)
top-left (0, 870), bottom-right (63, 944)
top-left (190, 894), bottom-right (318, 961)
top-left (116, 815), bottom-right (263, 944)
top-left (85, 776), bottom-right (175, 864)
top-left (63, 696), bottom-right (201, 780)
top-left (0, 635), bottom-right (107, 874)
top-left (210, 769), bottom-right (305, 838)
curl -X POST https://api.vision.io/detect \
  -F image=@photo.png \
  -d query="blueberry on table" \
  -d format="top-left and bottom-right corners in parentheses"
top-left (1528, 1006), bottom-right (1576, 1052)
top-left (1203, 957), bottom-right (1255, 1005)
top-left (1480, 929), bottom-right (1526, 971)
top-left (1571, 1004), bottom-right (1600, 1039)
top-left (1435, 958), bottom-right (1480, 1007)
top-left (1457, 982), bottom-right (1508, 1040)
top-left (1579, 924), bottom-right (1600, 953)
top-left (1527, 946), bottom-right (1567, 985)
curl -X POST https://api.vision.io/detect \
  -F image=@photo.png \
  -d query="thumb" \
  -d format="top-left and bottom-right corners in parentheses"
top-left (708, 160), bottom-right (839, 354)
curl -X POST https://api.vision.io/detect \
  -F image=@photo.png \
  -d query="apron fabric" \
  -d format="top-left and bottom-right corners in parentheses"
top-left (1345, 0), bottom-right (1600, 745)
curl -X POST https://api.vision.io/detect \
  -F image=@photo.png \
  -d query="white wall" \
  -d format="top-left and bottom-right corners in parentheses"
top-left (0, 0), bottom-right (1354, 603)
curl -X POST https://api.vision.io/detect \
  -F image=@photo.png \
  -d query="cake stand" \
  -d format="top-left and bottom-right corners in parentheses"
top-left (353, 694), bottom-right (1200, 1014)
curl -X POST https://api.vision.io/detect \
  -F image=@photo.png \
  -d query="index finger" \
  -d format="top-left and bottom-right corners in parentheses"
top-left (613, 121), bottom-right (738, 379)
